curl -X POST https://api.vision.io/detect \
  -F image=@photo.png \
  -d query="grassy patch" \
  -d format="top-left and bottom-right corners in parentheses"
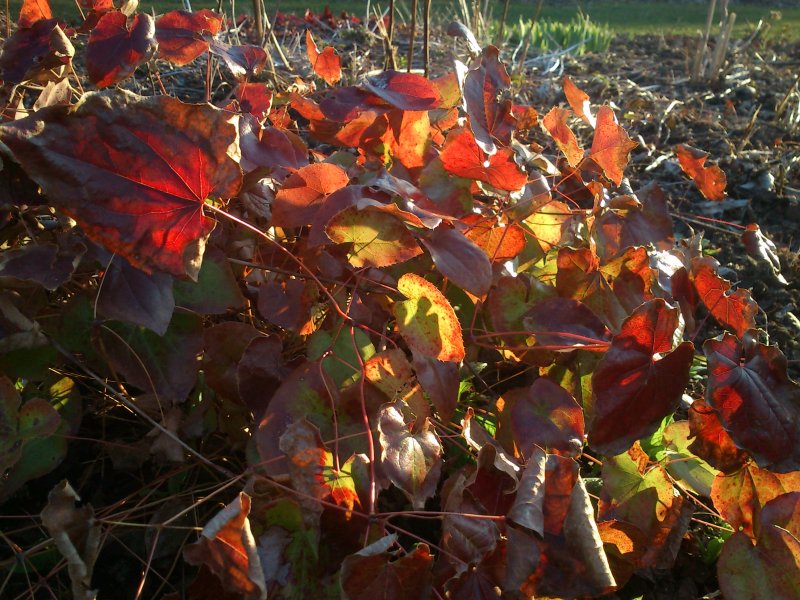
top-left (41, 0), bottom-right (800, 40)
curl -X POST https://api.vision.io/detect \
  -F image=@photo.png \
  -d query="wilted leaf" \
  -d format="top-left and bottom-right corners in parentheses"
top-left (326, 205), bottom-right (423, 268)
top-left (463, 45), bottom-right (515, 154)
top-left (155, 9), bottom-right (222, 66)
top-left (589, 106), bottom-right (637, 186)
top-left (688, 399), bottom-right (749, 473)
top-left (507, 377), bottom-right (585, 458)
top-left (675, 144), bottom-right (727, 201)
top-left (0, 20), bottom-right (73, 84)
top-left (365, 71), bottom-right (442, 111)
top-left (306, 30), bottom-right (341, 86)
top-left (543, 107), bottom-right (583, 168)
top-left (692, 256), bottom-right (758, 337)
top-left (563, 76), bottom-right (595, 127)
top-left (40, 481), bottom-right (101, 600)
top-left (379, 401), bottom-right (442, 509)
top-left (184, 493), bottom-right (267, 600)
top-left (0, 91), bottom-right (241, 279)
top-left (393, 272), bottom-right (465, 362)
top-left (420, 225), bottom-right (492, 297)
top-left (742, 224), bottom-right (786, 284)
top-left (272, 162), bottom-right (349, 227)
top-left (87, 12), bottom-right (157, 88)
top-left (507, 448), bottom-right (547, 535)
top-left (589, 299), bottom-right (694, 455)
top-left (704, 330), bottom-right (800, 472)
top-left (340, 536), bottom-right (434, 600)
top-left (439, 128), bottom-right (527, 192)
top-left (711, 463), bottom-right (800, 537)
top-left (717, 492), bottom-right (800, 599)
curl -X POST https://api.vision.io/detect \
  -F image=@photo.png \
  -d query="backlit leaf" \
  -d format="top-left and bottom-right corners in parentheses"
top-left (325, 205), bottom-right (423, 268)
top-left (589, 106), bottom-right (638, 186)
top-left (692, 256), bottom-right (758, 337)
top-left (711, 463), bottom-right (800, 538)
top-left (439, 128), bottom-right (527, 192)
top-left (155, 9), bottom-right (222, 66)
top-left (0, 91), bottom-right (241, 279)
top-left (87, 12), bottom-right (157, 88)
top-left (704, 330), bottom-right (800, 472)
top-left (18, 0), bottom-right (51, 28)
top-left (675, 144), bottom-right (727, 201)
top-left (688, 399), bottom-right (749, 473)
top-left (543, 107), bottom-right (583, 168)
top-left (589, 299), bottom-right (694, 455)
top-left (208, 38), bottom-right (268, 78)
top-left (0, 20), bottom-right (73, 84)
top-left (393, 272), bottom-right (465, 362)
top-left (306, 30), bottom-right (341, 86)
top-left (272, 162), bottom-right (350, 227)
top-left (461, 214), bottom-right (526, 262)
top-left (365, 71), bottom-right (442, 111)
top-left (379, 401), bottom-right (442, 509)
top-left (563, 76), bottom-right (595, 127)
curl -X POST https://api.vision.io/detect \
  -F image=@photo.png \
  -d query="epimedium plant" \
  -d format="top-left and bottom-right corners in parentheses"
top-left (0, 1), bottom-right (799, 598)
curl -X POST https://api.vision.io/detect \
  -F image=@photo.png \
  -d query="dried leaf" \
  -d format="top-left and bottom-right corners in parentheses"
top-left (563, 76), bottom-right (595, 127)
top-left (675, 144), bottom-right (727, 200)
top-left (463, 45), bottom-right (515, 154)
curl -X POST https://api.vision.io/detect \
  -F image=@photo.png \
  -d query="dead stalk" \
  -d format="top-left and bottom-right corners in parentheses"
top-left (407, 0), bottom-right (418, 72)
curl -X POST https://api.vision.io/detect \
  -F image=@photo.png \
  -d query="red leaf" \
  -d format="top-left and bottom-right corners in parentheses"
top-left (688, 399), bottom-right (749, 473)
top-left (365, 71), bottom-right (442, 111)
top-left (359, 109), bottom-right (432, 171)
top-left (675, 143), bottom-right (727, 200)
top-left (183, 493), bottom-right (267, 599)
top-left (272, 162), bottom-right (349, 227)
top-left (563, 76), bottom-right (595, 127)
top-left (0, 91), bottom-right (241, 279)
top-left (340, 536), bottom-right (434, 600)
top-left (543, 107), bottom-right (583, 168)
top-left (233, 83), bottom-right (273, 120)
top-left (439, 128), bottom-right (527, 192)
top-left (305, 30), bottom-right (341, 86)
top-left (239, 115), bottom-right (308, 176)
top-left (711, 464), bottom-right (800, 537)
top-left (155, 9), bottom-right (221, 66)
top-left (420, 225), bottom-right (492, 297)
top-left (589, 106), bottom-right (638, 186)
top-left (522, 296), bottom-right (609, 351)
top-left (589, 299), bottom-right (695, 456)
top-left (18, 0), bottom-right (51, 28)
top-left (507, 377), bottom-right (584, 458)
top-left (691, 256), bottom-right (758, 337)
top-left (461, 214), bottom-right (526, 262)
top-left (87, 13), bottom-right (157, 88)
top-left (704, 331), bottom-right (800, 472)
top-left (463, 45), bottom-right (515, 153)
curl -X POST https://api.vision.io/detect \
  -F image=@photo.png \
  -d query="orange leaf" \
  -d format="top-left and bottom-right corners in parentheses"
top-left (691, 256), bottom-right (757, 337)
top-left (439, 128), bottom-right (527, 192)
top-left (305, 30), bottom-right (341, 86)
top-left (543, 106), bottom-right (583, 168)
top-left (675, 144), bottom-right (727, 200)
top-left (461, 213), bottom-right (526, 262)
top-left (272, 162), bottom-right (349, 227)
top-left (589, 106), bottom-right (638, 186)
top-left (18, 0), bottom-right (51, 28)
top-left (563, 76), bottom-right (595, 127)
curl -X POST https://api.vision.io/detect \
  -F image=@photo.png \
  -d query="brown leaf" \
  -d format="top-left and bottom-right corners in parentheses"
top-left (463, 45), bottom-right (515, 154)
top-left (543, 106), bottom-right (583, 168)
top-left (563, 76), bottom-right (595, 127)
top-left (675, 144), bottom-right (727, 200)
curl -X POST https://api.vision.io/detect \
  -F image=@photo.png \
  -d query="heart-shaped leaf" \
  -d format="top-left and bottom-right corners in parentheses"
top-left (87, 12), bottom-right (157, 88)
top-left (155, 9), bottom-right (222, 66)
top-left (589, 106), bottom-right (637, 186)
top-left (306, 29), bottom-right (341, 86)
